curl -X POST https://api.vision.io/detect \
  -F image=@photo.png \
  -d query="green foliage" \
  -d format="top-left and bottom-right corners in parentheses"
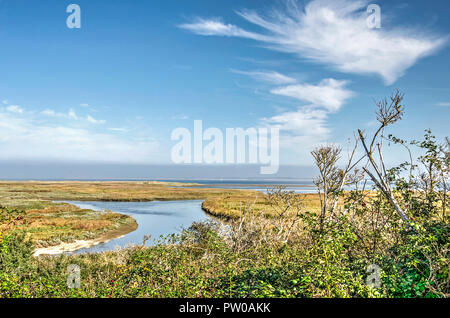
top-left (0, 231), bottom-right (35, 298)
top-left (0, 209), bottom-right (447, 298)
top-left (0, 206), bottom-right (24, 223)
top-left (0, 125), bottom-right (448, 298)
top-left (215, 266), bottom-right (304, 298)
top-left (381, 222), bottom-right (449, 297)
top-left (0, 231), bottom-right (34, 274)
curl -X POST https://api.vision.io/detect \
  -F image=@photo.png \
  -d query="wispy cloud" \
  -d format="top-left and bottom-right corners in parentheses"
top-left (6, 105), bottom-right (24, 114)
top-left (261, 78), bottom-right (353, 150)
top-left (180, 17), bottom-right (267, 40)
top-left (436, 102), bottom-right (450, 107)
top-left (86, 115), bottom-right (106, 124)
top-left (231, 69), bottom-right (297, 85)
top-left (41, 109), bottom-right (58, 116)
top-left (41, 108), bottom-right (106, 124)
top-left (68, 108), bottom-right (78, 120)
top-left (41, 109), bottom-right (66, 117)
top-left (108, 127), bottom-right (128, 132)
top-left (0, 106), bottom-right (159, 163)
top-left (262, 106), bottom-right (330, 147)
top-left (271, 78), bottom-right (353, 112)
top-left (180, 0), bottom-right (447, 84)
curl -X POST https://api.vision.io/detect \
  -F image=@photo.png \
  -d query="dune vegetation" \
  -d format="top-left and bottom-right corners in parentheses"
top-left (0, 91), bottom-right (448, 298)
top-left (0, 204), bottom-right (137, 250)
top-left (0, 180), bottom-right (254, 205)
top-left (0, 181), bottom-right (255, 249)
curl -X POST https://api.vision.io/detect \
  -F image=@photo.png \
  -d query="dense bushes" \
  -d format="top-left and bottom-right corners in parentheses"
top-left (0, 207), bottom-right (447, 298)
top-left (0, 92), bottom-right (448, 298)
top-left (0, 162), bottom-right (447, 298)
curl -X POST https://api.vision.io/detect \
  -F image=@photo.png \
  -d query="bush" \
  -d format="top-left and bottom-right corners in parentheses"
top-left (0, 231), bottom-right (34, 275)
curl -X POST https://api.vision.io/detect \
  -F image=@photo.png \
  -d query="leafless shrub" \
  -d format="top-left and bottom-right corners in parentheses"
top-left (311, 135), bottom-right (364, 226)
top-left (358, 90), bottom-right (410, 223)
top-left (312, 145), bottom-right (342, 226)
top-left (224, 189), bottom-right (303, 254)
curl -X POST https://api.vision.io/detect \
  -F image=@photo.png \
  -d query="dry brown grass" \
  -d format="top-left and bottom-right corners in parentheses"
top-left (0, 181), bottom-right (255, 248)
top-left (0, 181), bottom-right (326, 247)
top-left (202, 192), bottom-right (323, 219)
top-left (0, 181), bottom-right (253, 204)
top-left (0, 201), bottom-right (137, 248)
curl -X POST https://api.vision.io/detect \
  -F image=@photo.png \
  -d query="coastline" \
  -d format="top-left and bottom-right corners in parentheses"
top-left (33, 218), bottom-right (138, 257)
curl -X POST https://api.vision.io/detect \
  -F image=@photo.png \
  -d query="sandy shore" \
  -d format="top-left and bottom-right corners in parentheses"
top-left (33, 218), bottom-right (138, 257)
top-left (33, 234), bottom-right (127, 257)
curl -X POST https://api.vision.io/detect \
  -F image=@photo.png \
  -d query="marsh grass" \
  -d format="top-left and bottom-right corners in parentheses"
top-left (0, 180), bottom-right (447, 298)
top-left (202, 192), bottom-right (322, 219)
top-left (0, 181), bottom-right (253, 203)
top-left (0, 181), bottom-right (254, 248)
top-left (0, 202), bottom-right (136, 248)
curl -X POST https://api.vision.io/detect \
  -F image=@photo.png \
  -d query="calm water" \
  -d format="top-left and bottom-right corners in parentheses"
top-left (166, 179), bottom-right (318, 193)
top-left (182, 185), bottom-right (317, 193)
top-left (63, 200), bottom-right (209, 254)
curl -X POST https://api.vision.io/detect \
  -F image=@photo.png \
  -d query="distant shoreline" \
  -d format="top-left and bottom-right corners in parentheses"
top-left (0, 178), bottom-right (315, 183)
top-left (185, 183), bottom-right (315, 188)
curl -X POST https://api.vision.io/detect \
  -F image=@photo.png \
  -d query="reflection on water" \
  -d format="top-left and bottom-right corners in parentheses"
top-left (163, 179), bottom-right (318, 194)
top-left (63, 200), bottom-right (208, 254)
top-left (186, 185), bottom-right (318, 193)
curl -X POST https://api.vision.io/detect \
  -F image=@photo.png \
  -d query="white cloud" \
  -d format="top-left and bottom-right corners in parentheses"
top-left (180, 0), bottom-right (447, 84)
top-left (68, 108), bottom-right (78, 120)
top-left (0, 107), bottom-right (159, 163)
top-left (41, 108), bottom-right (106, 124)
top-left (436, 102), bottom-right (450, 107)
top-left (86, 115), bottom-right (106, 124)
top-left (258, 77), bottom-right (353, 156)
top-left (108, 127), bottom-right (128, 132)
top-left (231, 69), bottom-right (297, 84)
top-left (41, 109), bottom-right (68, 117)
top-left (262, 106), bottom-right (331, 149)
top-left (179, 18), bottom-right (267, 40)
top-left (6, 105), bottom-right (24, 114)
top-left (41, 109), bottom-right (57, 116)
top-left (270, 78), bottom-right (353, 112)
top-left (80, 103), bottom-right (89, 107)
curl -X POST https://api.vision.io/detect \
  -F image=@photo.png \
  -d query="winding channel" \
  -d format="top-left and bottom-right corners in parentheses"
top-left (62, 200), bottom-right (209, 254)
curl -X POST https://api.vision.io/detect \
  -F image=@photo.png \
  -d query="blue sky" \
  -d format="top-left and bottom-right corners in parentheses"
top-left (0, 0), bottom-right (449, 177)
